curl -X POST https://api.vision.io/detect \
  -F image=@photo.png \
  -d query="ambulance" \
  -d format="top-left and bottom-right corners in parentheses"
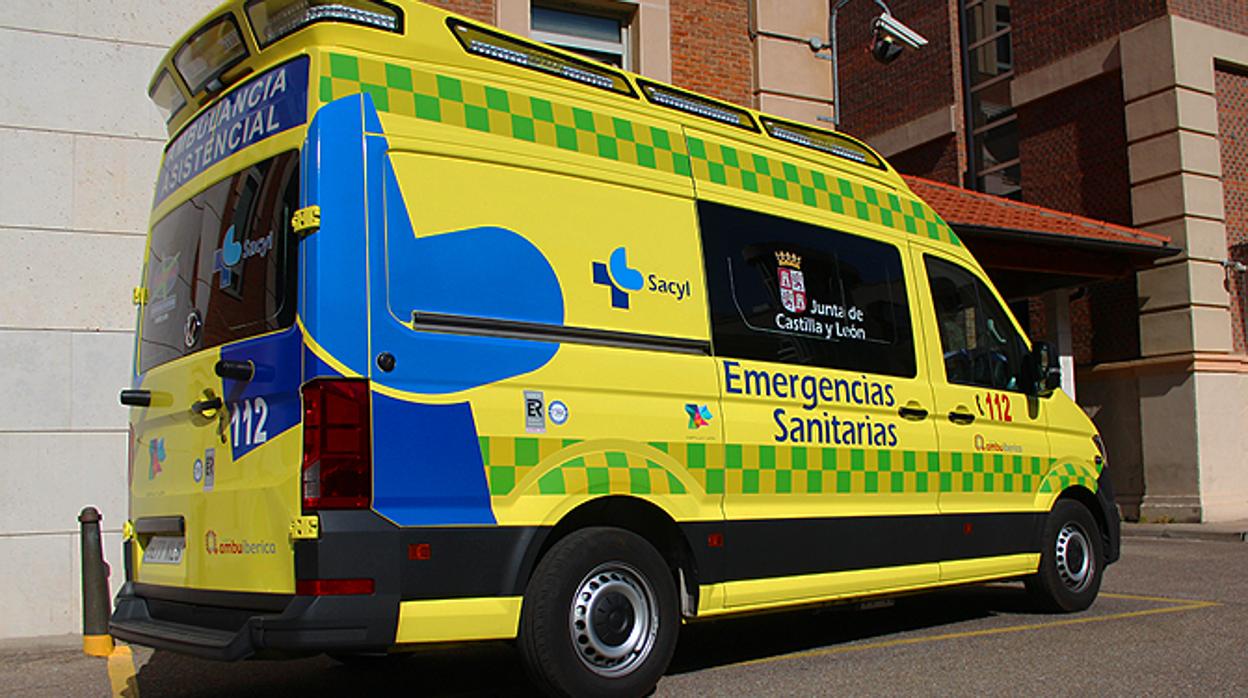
top-left (111, 2), bottom-right (1121, 695)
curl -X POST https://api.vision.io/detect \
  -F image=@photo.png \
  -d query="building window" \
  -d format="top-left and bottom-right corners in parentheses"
top-left (530, 3), bottom-right (632, 69)
top-left (962, 0), bottom-right (1020, 199)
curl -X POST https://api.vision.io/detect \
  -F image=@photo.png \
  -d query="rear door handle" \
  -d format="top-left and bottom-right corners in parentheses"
top-left (119, 389), bottom-right (151, 407)
top-left (191, 397), bottom-right (223, 416)
top-left (948, 408), bottom-right (976, 425)
top-left (898, 405), bottom-right (928, 421)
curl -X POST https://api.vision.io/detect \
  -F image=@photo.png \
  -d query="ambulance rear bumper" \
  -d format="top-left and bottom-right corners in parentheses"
top-left (110, 581), bottom-right (397, 661)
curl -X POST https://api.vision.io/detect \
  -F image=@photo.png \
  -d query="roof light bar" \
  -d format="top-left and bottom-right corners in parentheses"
top-left (637, 80), bottom-right (757, 132)
top-left (761, 118), bottom-right (884, 169)
top-left (174, 14), bottom-right (248, 95)
top-left (148, 70), bottom-right (187, 124)
top-left (449, 20), bottom-right (635, 97)
top-left (246, 0), bottom-right (402, 48)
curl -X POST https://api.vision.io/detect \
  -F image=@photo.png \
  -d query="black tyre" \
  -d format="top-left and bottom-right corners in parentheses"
top-left (518, 527), bottom-right (679, 698)
top-left (1026, 499), bottom-right (1104, 612)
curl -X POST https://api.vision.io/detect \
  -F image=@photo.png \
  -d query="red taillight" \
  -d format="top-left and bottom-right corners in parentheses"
top-left (302, 379), bottom-right (372, 511)
top-left (296, 578), bottom-right (375, 596)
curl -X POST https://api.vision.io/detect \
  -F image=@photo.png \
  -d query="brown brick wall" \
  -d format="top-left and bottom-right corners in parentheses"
top-left (1015, 70), bottom-right (1138, 364)
top-left (1017, 71), bottom-right (1132, 226)
top-left (1169, 0), bottom-right (1248, 37)
top-left (1087, 277), bottom-right (1141, 363)
top-left (1216, 67), bottom-right (1248, 354)
top-left (1012, 0), bottom-right (1166, 74)
top-left (422, 0), bottom-right (495, 24)
top-left (669, 0), bottom-right (753, 107)
top-left (1068, 278), bottom-right (1142, 366)
top-left (835, 0), bottom-right (956, 139)
top-left (888, 134), bottom-right (961, 185)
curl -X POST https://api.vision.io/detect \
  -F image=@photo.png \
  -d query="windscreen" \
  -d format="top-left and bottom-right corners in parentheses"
top-left (139, 151), bottom-right (299, 372)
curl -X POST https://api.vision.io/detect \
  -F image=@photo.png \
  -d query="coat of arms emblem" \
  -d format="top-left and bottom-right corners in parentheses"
top-left (775, 250), bottom-right (806, 313)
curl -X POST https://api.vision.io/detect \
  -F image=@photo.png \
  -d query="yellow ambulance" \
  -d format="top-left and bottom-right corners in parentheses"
top-left (112, 1), bottom-right (1120, 695)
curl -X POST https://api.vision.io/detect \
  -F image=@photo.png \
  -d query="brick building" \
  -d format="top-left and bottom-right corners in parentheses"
top-left (423, 0), bottom-right (1247, 523)
top-left (821, 0), bottom-right (1248, 524)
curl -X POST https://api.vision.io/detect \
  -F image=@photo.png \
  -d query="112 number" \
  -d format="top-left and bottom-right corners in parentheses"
top-left (983, 392), bottom-right (1013, 422)
top-left (229, 397), bottom-right (268, 448)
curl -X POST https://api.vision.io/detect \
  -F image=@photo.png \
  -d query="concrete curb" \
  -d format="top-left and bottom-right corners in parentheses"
top-left (1122, 524), bottom-right (1248, 543)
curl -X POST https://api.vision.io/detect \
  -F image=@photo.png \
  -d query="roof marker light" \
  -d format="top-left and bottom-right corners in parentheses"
top-left (761, 117), bottom-right (884, 170)
top-left (638, 81), bottom-right (758, 131)
top-left (449, 20), bottom-right (636, 97)
top-left (246, 1), bottom-right (402, 48)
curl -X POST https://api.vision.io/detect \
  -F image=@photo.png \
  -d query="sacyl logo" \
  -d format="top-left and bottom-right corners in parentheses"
top-left (592, 246), bottom-right (691, 309)
top-left (213, 225), bottom-right (273, 288)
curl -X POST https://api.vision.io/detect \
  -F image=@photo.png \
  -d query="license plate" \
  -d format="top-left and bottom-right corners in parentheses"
top-left (143, 536), bottom-right (185, 565)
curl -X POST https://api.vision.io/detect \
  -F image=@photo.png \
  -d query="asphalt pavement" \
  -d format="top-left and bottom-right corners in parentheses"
top-left (2, 535), bottom-right (1244, 697)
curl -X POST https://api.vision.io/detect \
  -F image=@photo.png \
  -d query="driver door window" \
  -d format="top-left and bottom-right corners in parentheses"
top-left (925, 256), bottom-right (1030, 393)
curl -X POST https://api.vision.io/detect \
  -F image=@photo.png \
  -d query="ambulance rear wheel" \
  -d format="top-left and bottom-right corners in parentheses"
top-left (519, 527), bottom-right (678, 698)
top-left (1026, 499), bottom-right (1103, 612)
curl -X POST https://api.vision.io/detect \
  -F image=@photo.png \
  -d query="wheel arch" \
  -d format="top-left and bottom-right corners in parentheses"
top-left (1055, 485), bottom-right (1114, 564)
top-left (518, 496), bottom-right (703, 615)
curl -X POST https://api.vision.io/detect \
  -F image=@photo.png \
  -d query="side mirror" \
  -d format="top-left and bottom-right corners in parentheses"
top-left (1029, 341), bottom-right (1063, 397)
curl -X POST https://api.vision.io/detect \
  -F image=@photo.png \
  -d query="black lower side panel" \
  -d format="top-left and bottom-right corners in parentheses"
top-left (683, 512), bottom-right (1045, 585)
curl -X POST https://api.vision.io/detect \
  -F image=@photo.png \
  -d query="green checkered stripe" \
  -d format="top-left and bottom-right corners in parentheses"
top-left (318, 53), bottom-right (959, 247)
top-left (681, 136), bottom-right (958, 245)
top-left (321, 53), bottom-right (691, 174)
top-left (1037, 462), bottom-right (1097, 494)
top-left (480, 436), bottom-right (686, 497)
top-left (479, 436), bottom-right (1092, 498)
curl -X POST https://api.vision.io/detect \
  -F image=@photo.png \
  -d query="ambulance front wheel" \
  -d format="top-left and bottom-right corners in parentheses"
top-left (1026, 499), bottom-right (1104, 612)
top-left (518, 527), bottom-right (679, 698)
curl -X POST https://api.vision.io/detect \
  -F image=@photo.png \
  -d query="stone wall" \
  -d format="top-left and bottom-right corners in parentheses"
top-left (0, 0), bottom-right (224, 639)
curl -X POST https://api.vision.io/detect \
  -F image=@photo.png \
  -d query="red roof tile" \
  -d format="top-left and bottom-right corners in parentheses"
top-left (903, 176), bottom-right (1171, 249)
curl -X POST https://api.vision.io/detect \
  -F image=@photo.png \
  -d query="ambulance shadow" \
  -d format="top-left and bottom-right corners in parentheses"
top-left (132, 642), bottom-right (541, 697)
top-left (127, 584), bottom-right (1036, 695)
top-left (667, 582), bottom-right (1036, 674)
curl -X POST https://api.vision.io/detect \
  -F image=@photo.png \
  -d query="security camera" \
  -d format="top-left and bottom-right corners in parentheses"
top-left (874, 13), bottom-right (928, 50)
top-left (869, 13), bottom-right (926, 64)
top-left (870, 33), bottom-right (903, 63)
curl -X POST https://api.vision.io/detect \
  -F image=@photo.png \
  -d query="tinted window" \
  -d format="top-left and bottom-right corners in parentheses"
top-left (139, 152), bottom-right (299, 372)
top-left (699, 201), bottom-right (916, 377)
top-left (925, 255), bottom-right (1030, 391)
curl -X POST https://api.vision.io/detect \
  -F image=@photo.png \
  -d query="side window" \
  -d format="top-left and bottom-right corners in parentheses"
top-left (698, 201), bottom-right (916, 377)
top-left (924, 255), bottom-right (1030, 392)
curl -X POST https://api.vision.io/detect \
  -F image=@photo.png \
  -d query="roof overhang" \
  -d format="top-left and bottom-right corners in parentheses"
top-left (903, 176), bottom-right (1180, 299)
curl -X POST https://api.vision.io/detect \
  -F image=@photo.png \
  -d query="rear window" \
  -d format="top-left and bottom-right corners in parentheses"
top-left (139, 152), bottom-right (299, 372)
top-left (698, 200), bottom-right (916, 377)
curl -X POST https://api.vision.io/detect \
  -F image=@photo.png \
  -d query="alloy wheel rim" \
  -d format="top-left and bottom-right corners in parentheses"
top-left (568, 562), bottom-right (659, 677)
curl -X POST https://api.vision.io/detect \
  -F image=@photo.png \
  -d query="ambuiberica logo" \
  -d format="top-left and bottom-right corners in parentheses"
top-left (204, 529), bottom-right (277, 556)
top-left (593, 247), bottom-right (691, 309)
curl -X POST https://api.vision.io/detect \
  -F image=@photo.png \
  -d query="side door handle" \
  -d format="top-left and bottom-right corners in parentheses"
top-left (948, 407), bottom-right (976, 425)
top-left (898, 404), bottom-right (929, 421)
